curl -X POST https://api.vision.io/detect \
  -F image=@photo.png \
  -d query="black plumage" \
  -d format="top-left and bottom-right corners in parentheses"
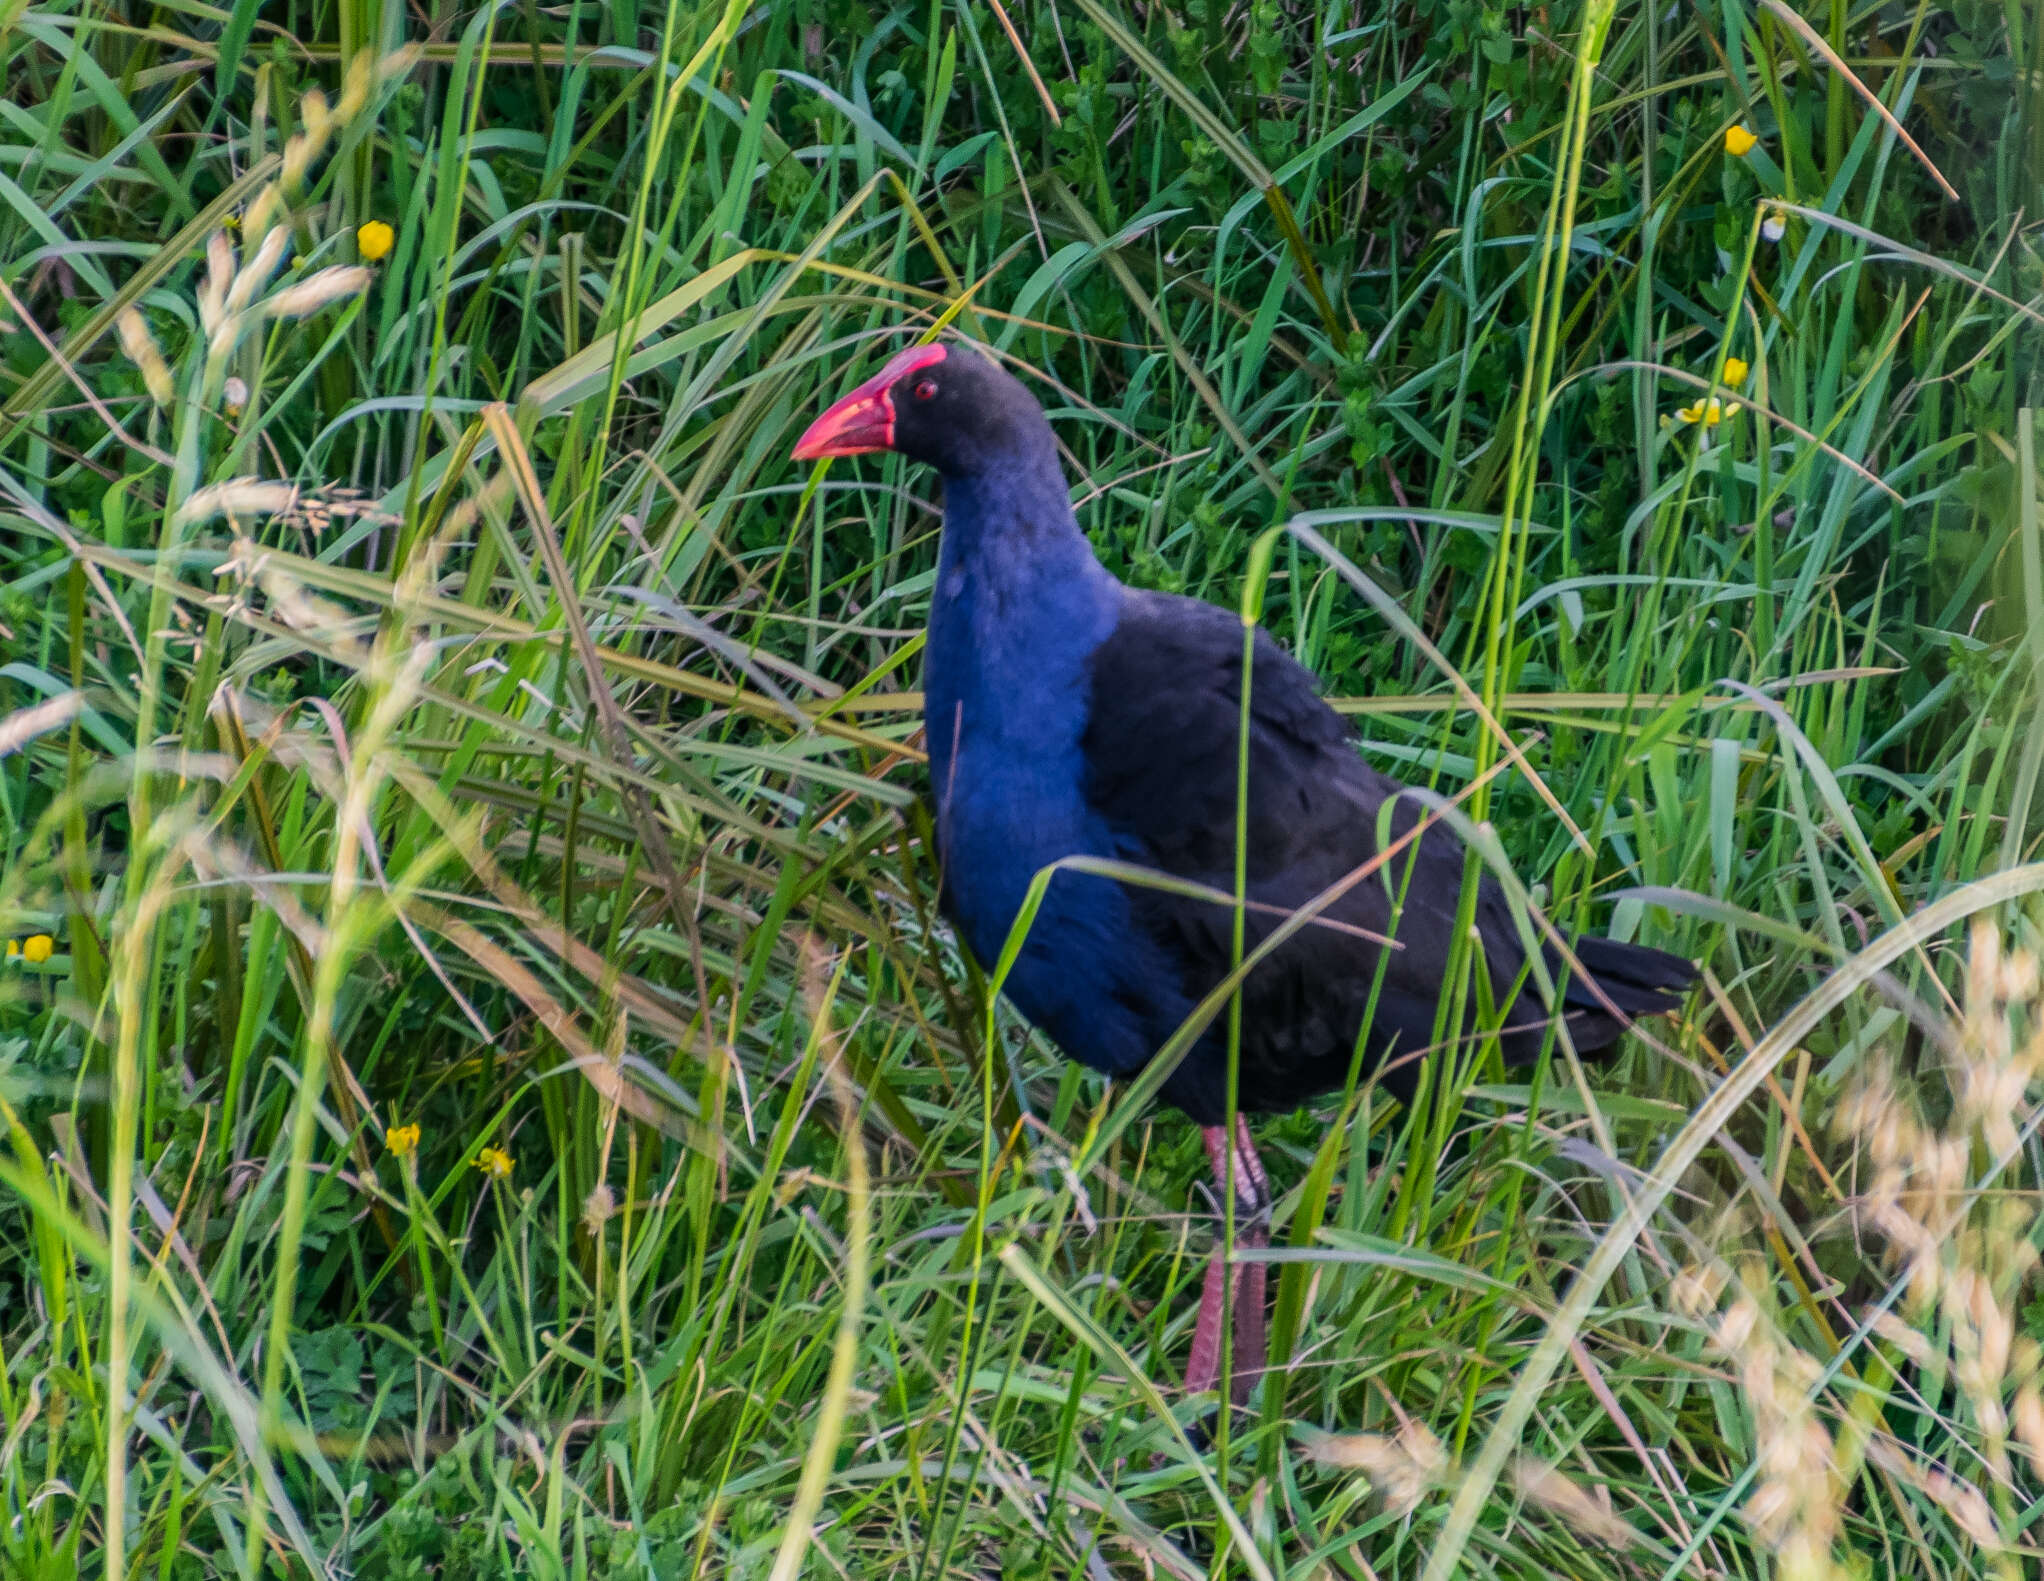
top-left (1082, 589), bottom-right (1695, 1124)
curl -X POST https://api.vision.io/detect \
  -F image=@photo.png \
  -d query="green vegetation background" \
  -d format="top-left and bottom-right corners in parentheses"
top-left (1, 0), bottom-right (2041, 1575)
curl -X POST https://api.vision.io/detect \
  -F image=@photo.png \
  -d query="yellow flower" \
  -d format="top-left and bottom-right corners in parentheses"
top-left (356, 220), bottom-right (395, 262)
top-left (4, 940), bottom-right (16, 958)
top-left (1722, 357), bottom-right (1750, 387)
top-left (476, 1145), bottom-right (513, 1179)
top-left (1675, 397), bottom-right (1738, 427)
top-left (21, 935), bottom-right (54, 964)
top-left (385, 1123), bottom-right (421, 1158)
top-left (1725, 124), bottom-right (1759, 157)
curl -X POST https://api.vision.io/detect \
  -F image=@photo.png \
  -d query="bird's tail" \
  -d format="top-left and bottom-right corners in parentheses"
top-left (1550, 934), bottom-right (1697, 1055)
top-left (1377, 934), bottom-right (1695, 1101)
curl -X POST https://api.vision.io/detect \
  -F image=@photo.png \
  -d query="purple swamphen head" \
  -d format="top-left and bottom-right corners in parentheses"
top-left (792, 341), bottom-right (1055, 480)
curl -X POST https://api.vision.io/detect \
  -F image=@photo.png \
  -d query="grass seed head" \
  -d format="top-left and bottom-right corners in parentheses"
top-left (1687, 1266), bottom-right (1846, 1573)
top-left (199, 231), bottom-right (234, 336)
top-left (1511, 1459), bottom-right (1636, 1548)
top-left (115, 309), bottom-right (174, 406)
top-left (225, 227), bottom-right (290, 318)
top-left (265, 266), bottom-right (370, 319)
top-left (1829, 923), bottom-right (2044, 1549)
top-left (2015, 1385), bottom-right (2044, 1466)
top-left (1921, 1470), bottom-right (2002, 1552)
top-left (338, 46), bottom-right (416, 122)
top-left (1304, 1423), bottom-right (1444, 1514)
top-left (175, 478), bottom-right (299, 526)
top-left (243, 185), bottom-right (282, 241)
top-left (301, 89), bottom-right (331, 149)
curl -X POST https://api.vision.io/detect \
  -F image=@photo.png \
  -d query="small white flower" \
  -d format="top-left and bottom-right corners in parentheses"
top-left (1761, 212), bottom-right (1785, 242)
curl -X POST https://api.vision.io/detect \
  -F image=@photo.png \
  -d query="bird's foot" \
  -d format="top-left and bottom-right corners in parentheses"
top-left (1201, 1115), bottom-right (1272, 1231)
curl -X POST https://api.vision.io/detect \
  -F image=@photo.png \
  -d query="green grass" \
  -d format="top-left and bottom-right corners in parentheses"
top-left (1, 0), bottom-right (2041, 1575)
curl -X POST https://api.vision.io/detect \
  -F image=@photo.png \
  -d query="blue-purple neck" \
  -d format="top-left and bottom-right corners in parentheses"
top-left (923, 450), bottom-right (1122, 765)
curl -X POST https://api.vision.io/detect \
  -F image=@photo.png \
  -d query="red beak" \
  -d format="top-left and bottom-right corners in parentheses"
top-left (791, 342), bottom-right (948, 460)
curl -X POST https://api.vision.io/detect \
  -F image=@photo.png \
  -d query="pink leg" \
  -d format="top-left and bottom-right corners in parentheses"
top-left (1186, 1229), bottom-right (1231, 1398)
top-left (1186, 1119), bottom-right (1272, 1406)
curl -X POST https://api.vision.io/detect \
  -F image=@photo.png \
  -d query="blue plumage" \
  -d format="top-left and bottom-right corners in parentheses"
top-left (921, 461), bottom-right (1189, 1080)
top-left (793, 338), bottom-right (1698, 1399)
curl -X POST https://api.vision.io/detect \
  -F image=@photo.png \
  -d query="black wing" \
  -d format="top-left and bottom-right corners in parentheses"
top-left (1080, 589), bottom-right (1689, 1122)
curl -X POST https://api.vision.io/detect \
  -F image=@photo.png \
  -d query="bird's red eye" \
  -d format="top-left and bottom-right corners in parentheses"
top-left (912, 378), bottom-right (938, 402)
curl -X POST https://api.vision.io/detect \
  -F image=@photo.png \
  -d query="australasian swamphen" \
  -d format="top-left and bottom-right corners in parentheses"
top-left (793, 339), bottom-right (1697, 1402)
